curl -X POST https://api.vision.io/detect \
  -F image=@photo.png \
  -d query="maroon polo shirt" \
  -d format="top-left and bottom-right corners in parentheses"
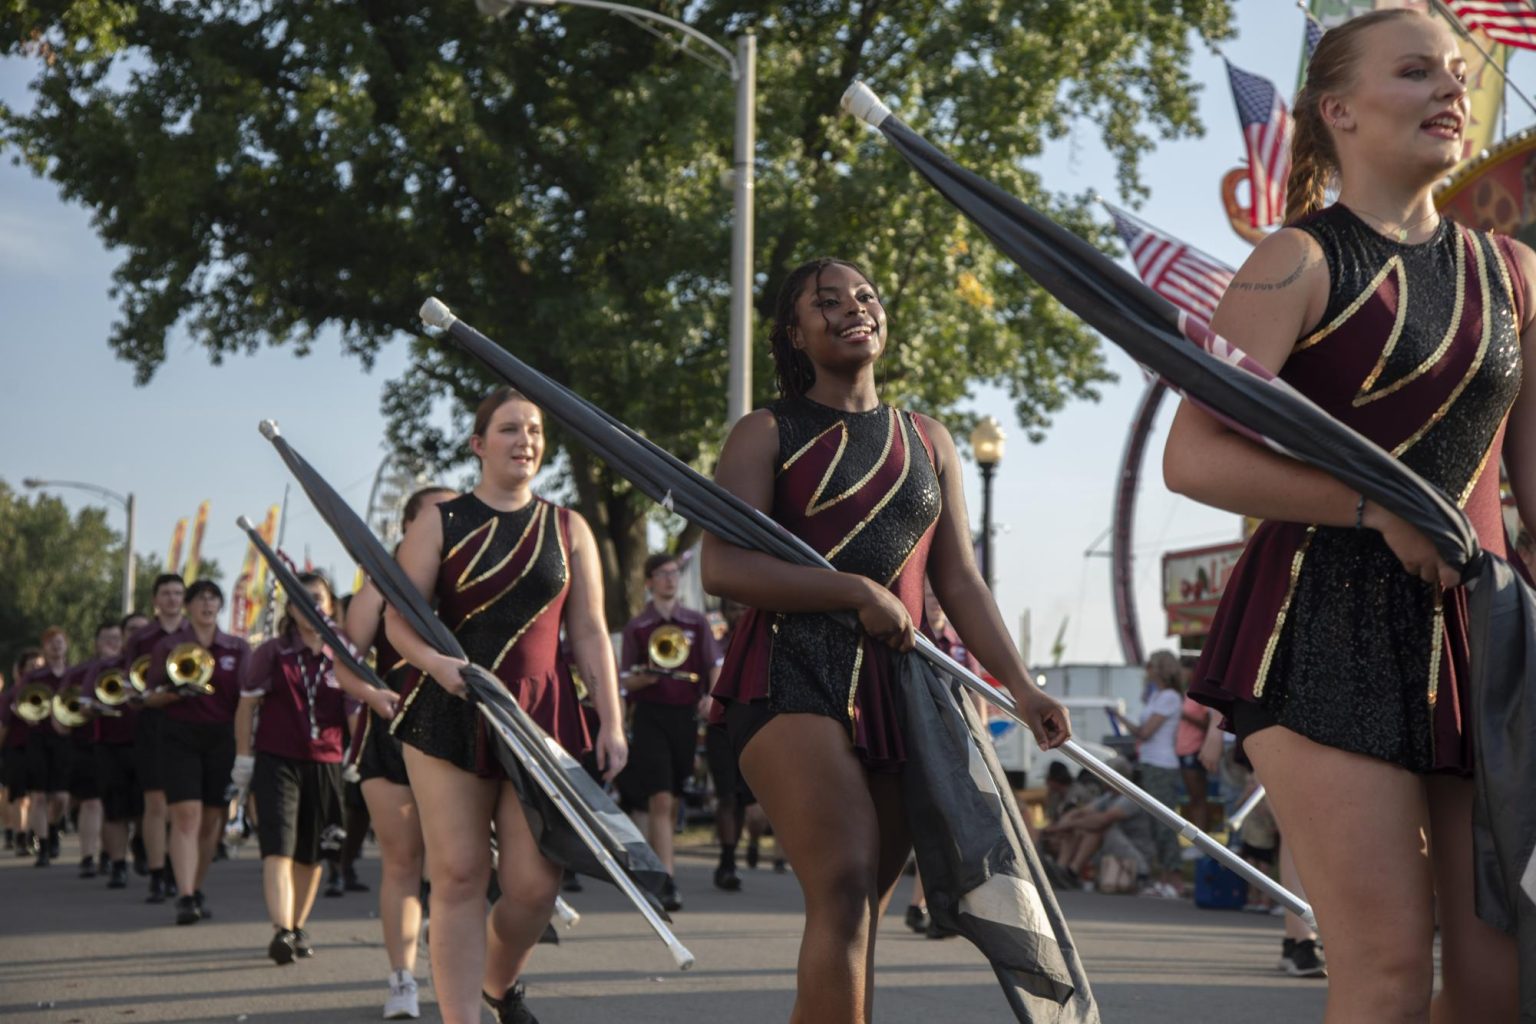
top-left (126, 618), bottom-right (186, 663)
top-left (87, 656), bottom-right (139, 746)
top-left (620, 602), bottom-right (723, 707)
top-left (242, 632), bottom-right (357, 763)
top-left (2, 665), bottom-right (68, 746)
top-left (147, 626), bottom-right (249, 726)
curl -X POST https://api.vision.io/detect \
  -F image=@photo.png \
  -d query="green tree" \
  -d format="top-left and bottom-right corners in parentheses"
top-left (130, 554), bottom-right (223, 617)
top-left (2, 0), bottom-right (1232, 622)
top-left (0, 481), bottom-right (126, 674)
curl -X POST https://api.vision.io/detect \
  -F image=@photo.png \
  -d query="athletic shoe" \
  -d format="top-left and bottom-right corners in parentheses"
top-left (79, 856), bottom-right (97, 879)
top-left (14, 831), bottom-right (34, 857)
top-left (744, 838), bottom-right (760, 869)
top-left (268, 928), bottom-right (297, 966)
top-left (174, 895), bottom-right (201, 925)
top-left (713, 863), bottom-right (741, 892)
top-left (146, 871), bottom-right (167, 904)
top-left (33, 847), bottom-right (50, 868)
top-left (107, 861), bottom-right (128, 889)
top-left (482, 982), bottom-right (539, 1024)
top-left (1284, 938), bottom-right (1327, 978)
top-left (660, 876), bottom-right (682, 913)
top-left (384, 969), bottom-right (420, 1019)
top-left (193, 890), bottom-right (211, 919)
top-left (904, 904), bottom-right (930, 934)
top-left (292, 927), bottom-right (315, 958)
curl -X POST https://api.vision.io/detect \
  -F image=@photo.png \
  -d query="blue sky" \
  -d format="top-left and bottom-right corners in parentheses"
top-left (2, 2), bottom-right (1527, 662)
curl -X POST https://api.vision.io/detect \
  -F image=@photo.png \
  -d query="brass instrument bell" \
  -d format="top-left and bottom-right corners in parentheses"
top-left (648, 624), bottom-right (691, 670)
top-left (95, 666), bottom-right (137, 707)
top-left (14, 681), bottom-right (54, 725)
top-left (128, 654), bottom-right (152, 692)
top-left (51, 686), bottom-right (90, 730)
top-left (166, 642), bottom-right (216, 695)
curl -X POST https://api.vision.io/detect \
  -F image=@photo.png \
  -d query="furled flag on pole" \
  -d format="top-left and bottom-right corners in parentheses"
top-left (183, 500), bottom-right (211, 583)
top-left (1304, 8), bottom-right (1326, 57)
top-left (1226, 60), bottom-right (1293, 229)
top-left (166, 517), bottom-right (188, 576)
top-left (1103, 203), bottom-right (1235, 322)
top-left (1447, 1), bottom-right (1536, 50)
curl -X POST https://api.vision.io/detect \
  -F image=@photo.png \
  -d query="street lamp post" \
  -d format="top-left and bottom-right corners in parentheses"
top-left (968, 416), bottom-right (1006, 591)
top-left (481, 0), bottom-right (756, 423)
top-left (23, 477), bottom-right (137, 614)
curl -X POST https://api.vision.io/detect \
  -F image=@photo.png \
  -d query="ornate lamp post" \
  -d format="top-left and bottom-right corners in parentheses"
top-left (968, 416), bottom-right (1006, 591)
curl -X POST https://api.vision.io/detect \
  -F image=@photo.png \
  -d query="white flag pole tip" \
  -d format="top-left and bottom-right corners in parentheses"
top-left (419, 297), bottom-right (458, 330)
top-left (840, 81), bottom-right (892, 128)
top-left (235, 515), bottom-right (256, 532)
top-left (258, 419), bottom-right (281, 440)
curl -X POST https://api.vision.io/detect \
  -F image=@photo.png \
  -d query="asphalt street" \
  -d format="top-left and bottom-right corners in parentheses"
top-left (0, 834), bottom-right (1327, 1023)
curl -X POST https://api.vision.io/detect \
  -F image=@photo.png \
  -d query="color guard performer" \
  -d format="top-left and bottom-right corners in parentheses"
top-left (144, 580), bottom-right (249, 925)
top-left (615, 551), bottom-right (723, 910)
top-left (386, 387), bottom-right (627, 1024)
top-left (702, 258), bottom-right (1070, 1020)
top-left (92, 611), bottom-right (149, 889)
top-left (234, 571), bottom-right (354, 964)
top-left (337, 484), bottom-right (455, 1020)
top-left (128, 573), bottom-right (188, 902)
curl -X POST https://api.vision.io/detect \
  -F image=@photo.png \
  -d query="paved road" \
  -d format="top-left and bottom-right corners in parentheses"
top-left (0, 834), bottom-right (1325, 1023)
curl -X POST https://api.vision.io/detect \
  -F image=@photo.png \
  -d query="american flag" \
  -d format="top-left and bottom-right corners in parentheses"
top-left (1226, 60), bottom-right (1293, 229)
top-left (1304, 10), bottom-right (1325, 58)
top-left (1104, 202), bottom-right (1235, 322)
top-left (1447, 1), bottom-right (1536, 49)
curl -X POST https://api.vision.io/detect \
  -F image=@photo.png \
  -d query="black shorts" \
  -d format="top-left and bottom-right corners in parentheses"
top-left (68, 742), bottom-right (100, 800)
top-left (135, 709), bottom-right (166, 793)
top-left (357, 711), bottom-right (410, 788)
top-left (96, 744), bottom-right (143, 822)
top-left (161, 719), bottom-right (236, 808)
top-left (616, 703), bottom-right (698, 808)
top-left (3, 747), bottom-right (28, 801)
top-left (252, 754), bottom-right (344, 865)
top-left (704, 722), bottom-right (756, 807)
top-left (24, 730), bottom-right (73, 794)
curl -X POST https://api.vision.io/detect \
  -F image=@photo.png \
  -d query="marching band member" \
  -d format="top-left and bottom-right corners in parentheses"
top-left (702, 258), bottom-right (1070, 1020)
top-left (92, 611), bottom-right (149, 889)
top-left (386, 387), bottom-right (627, 1024)
top-left (1169, 10), bottom-right (1527, 1017)
top-left (63, 621), bottom-right (124, 878)
top-left (144, 579), bottom-right (249, 926)
top-left (337, 484), bottom-right (455, 1020)
top-left (234, 571), bottom-right (354, 965)
top-left (1, 648), bottom-right (44, 856)
top-left (615, 551), bottom-right (723, 909)
top-left (128, 573), bottom-right (188, 902)
top-left (20, 627), bottom-right (73, 867)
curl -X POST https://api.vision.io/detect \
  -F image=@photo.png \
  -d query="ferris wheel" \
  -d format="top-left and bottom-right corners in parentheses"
top-left (364, 451), bottom-right (429, 552)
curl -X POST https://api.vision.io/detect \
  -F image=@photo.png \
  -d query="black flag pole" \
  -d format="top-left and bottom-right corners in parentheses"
top-left (233, 513), bottom-right (584, 932)
top-left (416, 298), bottom-right (1313, 924)
top-left (253, 421), bottom-right (694, 970)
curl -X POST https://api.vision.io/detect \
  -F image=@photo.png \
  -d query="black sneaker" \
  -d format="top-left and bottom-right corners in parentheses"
top-left (268, 928), bottom-right (297, 965)
top-left (194, 890), bottom-right (211, 919)
top-left (291, 927), bottom-right (314, 958)
top-left (660, 876), bottom-right (682, 913)
top-left (107, 861), bottom-right (128, 889)
top-left (561, 870), bottom-right (583, 894)
top-left (713, 863), bottom-right (742, 892)
top-left (15, 831), bottom-right (34, 858)
top-left (904, 904), bottom-right (930, 934)
top-left (146, 871), bottom-right (167, 904)
top-left (33, 847), bottom-right (50, 868)
top-left (482, 982), bottom-right (539, 1024)
top-left (1285, 938), bottom-right (1327, 978)
top-left (79, 856), bottom-right (97, 879)
top-left (175, 894), bottom-right (201, 925)
top-left (744, 838), bottom-right (760, 870)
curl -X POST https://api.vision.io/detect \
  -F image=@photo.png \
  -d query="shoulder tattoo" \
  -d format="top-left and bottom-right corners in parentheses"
top-left (1229, 251), bottom-right (1317, 293)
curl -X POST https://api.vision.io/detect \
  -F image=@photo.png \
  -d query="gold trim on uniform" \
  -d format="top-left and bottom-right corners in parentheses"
top-left (491, 513), bottom-right (570, 673)
top-left (1354, 231), bottom-right (1464, 407)
top-left (780, 421), bottom-right (842, 475)
top-left (460, 504), bottom-right (550, 627)
top-left (806, 409), bottom-right (897, 517)
top-left (1254, 527), bottom-right (1316, 698)
top-left (825, 413), bottom-right (911, 562)
top-left (1295, 258), bottom-right (1404, 353)
top-left (445, 516), bottom-right (494, 563)
top-left (458, 504), bottom-right (541, 591)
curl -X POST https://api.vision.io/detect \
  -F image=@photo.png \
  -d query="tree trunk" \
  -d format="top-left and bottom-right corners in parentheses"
top-left (567, 445), bottom-right (651, 630)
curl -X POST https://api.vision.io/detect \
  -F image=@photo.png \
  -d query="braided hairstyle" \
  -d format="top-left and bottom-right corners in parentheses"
top-left (1286, 8), bottom-right (1420, 225)
top-left (768, 257), bottom-right (880, 398)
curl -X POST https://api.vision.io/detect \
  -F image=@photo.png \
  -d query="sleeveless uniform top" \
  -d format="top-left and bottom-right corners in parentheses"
top-left (711, 395), bottom-right (942, 771)
top-left (392, 492), bottom-right (592, 776)
top-left (1191, 205), bottom-right (1526, 774)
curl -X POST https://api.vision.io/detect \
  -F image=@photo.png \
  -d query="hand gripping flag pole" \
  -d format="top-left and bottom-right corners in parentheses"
top-left (841, 82), bottom-right (1536, 996)
top-left (232, 514), bottom-right (581, 934)
top-left (253, 421), bottom-right (694, 971)
top-left (416, 298), bottom-right (1313, 926)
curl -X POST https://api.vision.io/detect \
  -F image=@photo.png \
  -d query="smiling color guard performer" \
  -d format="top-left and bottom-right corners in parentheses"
top-left (702, 258), bottom-right (1071, 1021)
top-left (385, 387), bottom-right (627, 1024)
top-left (128, 573), bottom-right (188, 902)
top-left (336, 483), bottom-right (455, 1020)
top-left (92, 611), bottom-right (149, 889)
top-left (144, 580), bottom-right (250, 926)
top-left (1167, 11), bottom-right (1530, 1020)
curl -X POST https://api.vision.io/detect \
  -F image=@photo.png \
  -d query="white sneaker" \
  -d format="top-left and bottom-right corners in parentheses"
top-left (384, 969), bottom-right (420, 1020)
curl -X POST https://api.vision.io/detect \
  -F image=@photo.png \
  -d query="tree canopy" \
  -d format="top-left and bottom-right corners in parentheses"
top-left (2, 0), bottom-right (1233, 618)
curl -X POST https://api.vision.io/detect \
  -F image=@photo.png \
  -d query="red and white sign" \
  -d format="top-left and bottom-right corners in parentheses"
top-left (1163, 540), bottom-right (1246, 638)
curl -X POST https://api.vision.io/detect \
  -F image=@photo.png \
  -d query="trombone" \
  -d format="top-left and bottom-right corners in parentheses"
top-left (14, 682), bottom-right (54, 725)
top-left (166, 643), bottom-right (216, 696)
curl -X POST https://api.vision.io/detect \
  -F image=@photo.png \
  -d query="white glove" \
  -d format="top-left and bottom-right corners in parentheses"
top-left (230, 754), bottom-right (256, 791)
